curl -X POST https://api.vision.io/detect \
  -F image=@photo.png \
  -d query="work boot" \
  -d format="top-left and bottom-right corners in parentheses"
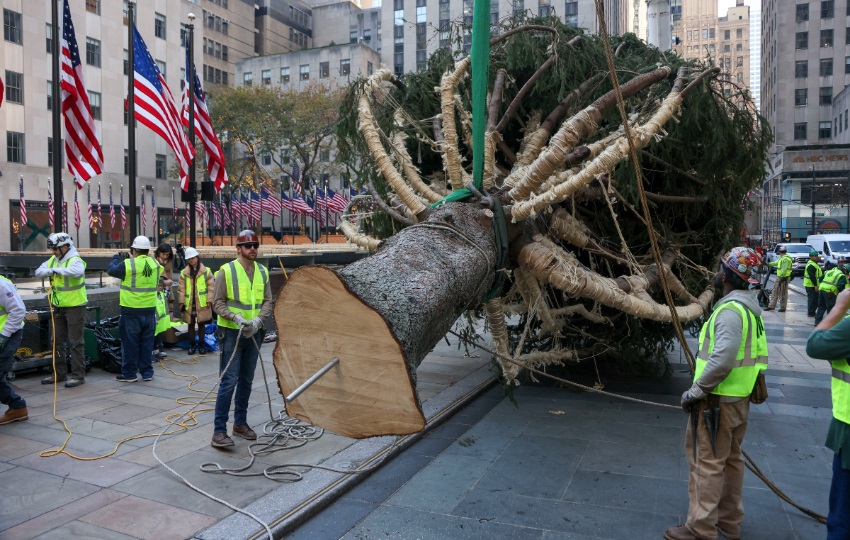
top-left (198, 343), bottom-right (208, 355)
top-left (763, 307), bottom-right (774, 311)
top-left (41, 375), bottom-right (66, 385)
top-left (233, 424), bottom-right (257, 440)
top-left (188, 343), bottom-right (197, 355)
top-left (211, 432), bottom-right (235, 448)
top-left (778, 309), bottom-right (786, 312)
top-left (64, 378), bottom-right (85, 388)
top-left (0, 407), bottom-right (28, 425)
top-left (664, 525), bottom-right (707, 540)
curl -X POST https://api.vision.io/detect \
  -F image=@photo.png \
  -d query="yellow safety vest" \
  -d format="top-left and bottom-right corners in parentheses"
top-left (772, 254), bottom-right (793, 278)
top-left (820, 267), bottom-right (845, 295)
top-left (216, 260), bottom-right (268, 330)
top-left (47, 255), bottom-right (87, 307)
top-left (695, 301), bottom-right (769, 397)
top-left (0, 276), bottom-right (11, 330)
top-left (803, 260), bottom-right (823, 288)
top-left (119, 255), bottom-right (162, 309)
top-left (182, 267), bottom-right (211, 309)
top-left (831, 360), bottom-right (850, 424)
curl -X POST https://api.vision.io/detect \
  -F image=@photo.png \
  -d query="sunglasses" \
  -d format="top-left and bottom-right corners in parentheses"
top-left (240, 243), bottom-right (260, 249)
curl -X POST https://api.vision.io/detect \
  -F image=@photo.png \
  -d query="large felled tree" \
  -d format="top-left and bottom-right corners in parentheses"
top-left (273, 18), bottom-right (771, 438)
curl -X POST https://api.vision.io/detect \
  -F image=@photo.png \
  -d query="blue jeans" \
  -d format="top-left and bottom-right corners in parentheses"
top-left (0, 330), bottom-right (25, 409)
top-left (828, 452), bottom-right (850, 540)
top-left (119, 313), bottom-right (156, 379)
top-left (213, 328), bottom-right (262, 434)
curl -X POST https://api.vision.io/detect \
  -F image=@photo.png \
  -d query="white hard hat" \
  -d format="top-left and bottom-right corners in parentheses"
top-left (184, 247), bottom-right (199, 260)
top-left (47, 232), bottom-right (73, 249)
top-left (131, 236), bottom-right (152, 250)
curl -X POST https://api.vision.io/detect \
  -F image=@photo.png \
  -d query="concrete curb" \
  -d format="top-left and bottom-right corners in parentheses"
top-left (194, 362), bottom-right (498, 540)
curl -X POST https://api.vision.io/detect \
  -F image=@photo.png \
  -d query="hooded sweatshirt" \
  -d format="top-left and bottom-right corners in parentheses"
top-left (34, 246), bottom-right (85, 280)
top-left (696, 289), bottom-right (765, 403)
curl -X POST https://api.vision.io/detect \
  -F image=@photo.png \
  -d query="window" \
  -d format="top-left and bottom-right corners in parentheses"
top-left (796, 3), bottom-right (809, 21)
top-left (261, 69), bottom-right (271, 85)
top-left (796, 60), bottom-right (808, 78)
top-left (846, 56), bottom-right (850, 73)
top-left (709, 28), bottom-right (715, 38)
top-left (820, 121), bottom-right (833, 138)
top-left (181, 24), bottom-right (189, 48)
top-left (795, 122), bottom-right (807, 139)
top-left (723, 44), bottom-right (730, 52)
top-left (243, 72), bottom-right (252, 86)
top-left (340, 59), bottom-right (351, 76)
top-left (48, 137), bottom-right (55, 167)
top-left (86, 37), bottom-right (101, 67)
top-left (724, 30), bottom-right (730, 40)
top-left (820, 86), bottom-right (833, 105)
top-left (845, 110), bottom-right (848, 130)
top-left (222, 45), bottom-right (228, 62)
top-left (736, 28), bottom-right (742, 39)
top-left (702, 29), bottom-right (708, 39)
top-left (156, 60), bottom-right (166, 80)
top-left (46, 23), bottom-right (52, 54)
top-left (124, 150), bottom-right (129, 175)
top-left (822, 29), bottom-right (834, 47)
top-left (795, 88), bottom-right (808, 106)
top-left (3, 9), bottom-right (22, 44)
top-left (88, 91), bottom-right (101, 120)
top-left (47, 81), bottom-right (53, 110)
top-left (155, 13), bottom-right (166, 39)
top-left (847, 27), bottom-right (850, 44)
top-left (280, 67), bottom-right (290, 84)
top-left (300, 64), bottom-right (310, 80)
top-left (822, 0), bottom-right (835, 18)
top-left (736, 43), bottom-right (742, 51)
top-left (7, 132), bottom-right (24, 163)
top-left (155, 154), bottom-right (166, 179)
top-left (737, 56), bottom-right (743, 67)
top-left (4, 70), bottom-right (22, 104)
top-left (821, 58), bottom-right (834, 76)
top-left (86, 0), bottom-right (100, 14)
top-left (796, 31), bottom-right (808, 49)
top-left (319, 62), bottom-right (329, 78)
top-left (364, 28), bottom-right (372, 42)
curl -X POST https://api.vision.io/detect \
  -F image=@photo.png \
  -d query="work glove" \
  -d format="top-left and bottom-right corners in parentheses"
top-left (35, 267), bottom-right (51, 278)
top-left (250, 317), bottom-right (263, 335)
top-left (680, 384), bottom-right (706, 413)
top-left (234, 314), bottom-right (250, 329)
top-left (0, 335), bottom-right (9, 352)
top-left (241, 321), bottom-right (258, 338)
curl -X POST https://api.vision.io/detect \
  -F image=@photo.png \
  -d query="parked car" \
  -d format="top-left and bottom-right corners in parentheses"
top-left (806, 234), bottom-right (850, 268)
top-left (765, 243), bottom-right (818, 276)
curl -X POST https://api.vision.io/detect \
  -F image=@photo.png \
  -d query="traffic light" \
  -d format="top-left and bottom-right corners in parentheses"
top-left (784, 232), bottom-right (791, 240)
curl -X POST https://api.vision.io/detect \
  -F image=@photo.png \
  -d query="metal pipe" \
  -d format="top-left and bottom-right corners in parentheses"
top-left (51, 0), bottom-right (62, 233)
top-left (285, 357), bottom-right (340, 404)
top-left (128, 2), bottom-right (137, 241)
top-left (188, 14), bottom-right (197, 248)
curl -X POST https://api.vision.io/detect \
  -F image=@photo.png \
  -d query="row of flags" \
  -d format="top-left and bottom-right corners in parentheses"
top-left (43, 0), bottom-right (227, 194)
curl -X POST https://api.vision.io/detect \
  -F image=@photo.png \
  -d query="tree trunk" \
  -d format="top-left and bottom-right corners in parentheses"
top-left (274, 202), bottom-right (497, 438)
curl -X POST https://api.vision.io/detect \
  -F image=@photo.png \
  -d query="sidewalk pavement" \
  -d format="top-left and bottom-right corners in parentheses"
top-left (0, 282), bottom-right (835, 540)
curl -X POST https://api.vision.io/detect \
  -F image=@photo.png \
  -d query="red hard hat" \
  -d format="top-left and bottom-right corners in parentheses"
top-left (721, 246), bottom-right (763, 284)
top-left (236, 230), bottom-right (259, 245)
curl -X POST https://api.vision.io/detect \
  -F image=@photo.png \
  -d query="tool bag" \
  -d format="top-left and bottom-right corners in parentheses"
top-left (750, 372), bottom-right (768, 404)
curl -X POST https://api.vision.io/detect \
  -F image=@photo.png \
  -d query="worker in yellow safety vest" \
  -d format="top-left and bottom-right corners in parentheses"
top-left (804, 250), bottom-right (823, 317)
top-left (209, 230), bottom-right (272, 448)
top-left (665, 247), bottom-right (769, 540)
top-left (816, 264), bottom-right (850, 325)
top-left (34, 232), bottom-right (88, 388)
top-left (0, 275), bottom-right (27, 425)
top-left (765, 245), bottom-right (792, 312)
top-left (106, 236), bottom-right (162, 383)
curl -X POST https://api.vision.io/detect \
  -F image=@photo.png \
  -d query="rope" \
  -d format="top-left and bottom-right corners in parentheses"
top-left (447, 329), bottom-right (828, 525)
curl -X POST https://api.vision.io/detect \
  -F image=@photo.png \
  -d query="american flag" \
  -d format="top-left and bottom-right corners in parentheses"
top-left (0, 72), bottom-right (4, 107)
top-left (132, 26), bottom-right (194, 190)
top-left (198, 201), bottom-right (207, 228)
top-left (141, 189), bottom-right (146, 230)
top-left (212, 201), bottom-right (221, 228)
top-left (349, 187), bottom-right (359, 199)
top-left (231, 192), bottom-right (241, 222)
top-left (19, 178), bottom-right (27, 227)
top-left (96, 184), bottom-right (102, 228)
top-left (109, 185), bottom-right (115, 229)
top-left (87, 186), bottom-right (93, 229)
top-left (314, 188), bottom-right (328, 210)
top-left (281, 191), bottom-right (312, 214)
top-left (150, 191), bottom-right (156, 230)
top-left (120, 187), bottom-right (127, 230)
top-left (60, 0), bottom-right (103, 188)
top-left (249, 191), bottom-right (263, 223)
top-left (261, 188), bottom-right (282, 215)
top-left (184, 202), bottom-right (190, 230)
top-left (328, 188), bottom-right (348, 212)
top-left (222, 198), bottom-right (232, 228)
top-left (306, 196), bottom-right (324, 225)
top-left (291, 163), bottom-right (303, 196)
top-left (48, 186), bottom-right (55, 229)
top-left (74, 190), bottom-right (81, 229)
top-left (240, 193), bottom-right (250, 223)
top-left (181, 48), bottom-right (228, 193)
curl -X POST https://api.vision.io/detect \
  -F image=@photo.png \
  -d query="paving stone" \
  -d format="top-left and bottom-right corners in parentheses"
top-left (0, 467), bottom-right (100, 531)
top-left (0, 433), bottom-right (51, 460)
top-left (747, 418), bottom-right (823, 447)
top-left (578, 440), bottom-right (683, 481)
top-left (286, 498), bottom-right (377, 540)
top-left (10, 451), bottom-right (150, 488)
top-left (757, 443), bottom-right (832, 479)
top-left (80, 494), bottom-right (217, 540)
top-left (387, 453), bottom-right (493, 513)
top-left (343, 504), bottom-right (545, 540)
top-left (2, 489), bottom-right (128, 540)
top-left (562, 470), bottom-right (683, 514)
top-left (341, 451), bottom-right (433, 504)
top-left (31, 520), bottom-right (140, 540)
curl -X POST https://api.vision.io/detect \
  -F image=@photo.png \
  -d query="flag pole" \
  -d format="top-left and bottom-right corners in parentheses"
top-left (51, 0), bottom-right (63, 231)
top-left (172, 187), bottom-right (176, 243)
top-left (325, 178), bottom-right (329, 244)
top-left (187, 13), bottom-right (197, 248)
top-left (290, 180), bottom-right (295, 245)
top-left (128, 1), bottom-right (138, 241)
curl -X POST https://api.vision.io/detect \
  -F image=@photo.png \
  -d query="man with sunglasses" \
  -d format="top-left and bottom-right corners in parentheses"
top-left (34, 233), bottom-right (88, 388)
top-left (210, 230), bottom-right (272, 448)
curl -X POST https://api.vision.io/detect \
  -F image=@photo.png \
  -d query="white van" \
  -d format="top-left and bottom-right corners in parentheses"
top-left (807, 234), bottom-right (850, 266)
